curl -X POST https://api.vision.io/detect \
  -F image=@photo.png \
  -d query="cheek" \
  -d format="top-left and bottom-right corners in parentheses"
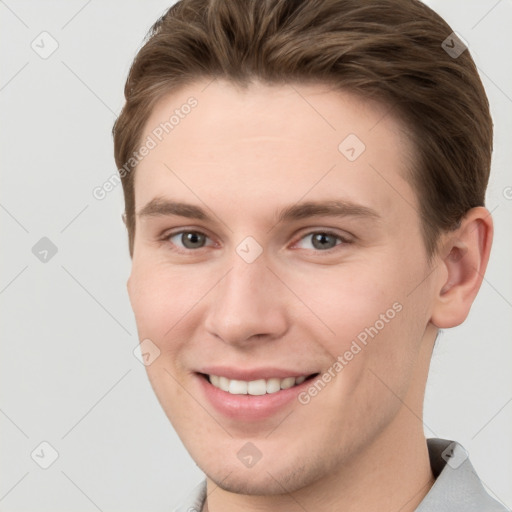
top-left (128, 265), bottom-right (199, 421)
top-left (287, 261), bottom-right (400, 346)
top-left (128, 263), bottom-right (201, 341)
top-left (293, 258), bottom-right (429, 394)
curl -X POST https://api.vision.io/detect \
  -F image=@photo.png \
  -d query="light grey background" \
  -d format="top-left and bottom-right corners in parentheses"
top-left (1, 1), bottom-right (511, 510)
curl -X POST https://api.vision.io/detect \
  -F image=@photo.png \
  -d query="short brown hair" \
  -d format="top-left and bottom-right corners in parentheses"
top-left (112, 0), bottom-right (493, 259)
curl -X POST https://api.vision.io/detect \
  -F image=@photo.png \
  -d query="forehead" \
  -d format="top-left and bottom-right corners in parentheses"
top-left (134, 79), bottom-right (416, 222)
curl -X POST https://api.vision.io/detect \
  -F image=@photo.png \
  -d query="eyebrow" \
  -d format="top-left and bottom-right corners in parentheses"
top-left (137, 197), bottom-right (380, 224)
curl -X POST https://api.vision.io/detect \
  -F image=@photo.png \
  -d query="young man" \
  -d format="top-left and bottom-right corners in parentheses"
top-left (113, 0), bottom-right (507, 510)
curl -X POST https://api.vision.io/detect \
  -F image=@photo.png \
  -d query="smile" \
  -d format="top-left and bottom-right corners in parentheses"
top-left (196, 368), bottom-right (321, 420)
top-left (207, 374), bottom-right (311, 395)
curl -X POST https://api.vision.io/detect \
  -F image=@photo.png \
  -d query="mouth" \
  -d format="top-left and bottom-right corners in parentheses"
top-left (195, 367), bottom-right (322, 420)
top-left (199, 373), bottom-right (319, 395)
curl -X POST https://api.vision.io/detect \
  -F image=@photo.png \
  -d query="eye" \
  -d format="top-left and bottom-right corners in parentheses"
top-left (294, 231), bottom-right (348, 251)
top-left (165, 230), bottom-right (215, 251)
top-left (161, 229), bottom-right (350, 254)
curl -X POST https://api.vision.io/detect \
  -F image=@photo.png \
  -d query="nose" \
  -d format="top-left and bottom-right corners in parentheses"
top-left (204, 253), bottom-right (289, 347)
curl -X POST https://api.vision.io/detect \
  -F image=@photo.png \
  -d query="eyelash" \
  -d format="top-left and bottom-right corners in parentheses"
top-left (159, 229), bottom-right (351, 254)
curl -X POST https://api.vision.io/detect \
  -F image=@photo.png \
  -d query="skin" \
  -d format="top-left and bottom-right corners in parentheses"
top-left (126, 78), bottom-right (493, 511)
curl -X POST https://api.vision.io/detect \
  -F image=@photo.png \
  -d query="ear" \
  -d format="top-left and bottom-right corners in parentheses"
top-left (430, 207), bottom-right (493, 328)
top-left (126, 272), bottom-right (135, 310)
top-left (121, 211), bottom-right (127, 226)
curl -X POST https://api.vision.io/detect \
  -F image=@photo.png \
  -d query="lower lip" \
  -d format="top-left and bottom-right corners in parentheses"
top-left (196, 374), bottom-right (314, 421)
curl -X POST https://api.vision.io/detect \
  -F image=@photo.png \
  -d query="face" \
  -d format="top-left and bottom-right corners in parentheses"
top-left (127, 79), bottom-right (439, 495)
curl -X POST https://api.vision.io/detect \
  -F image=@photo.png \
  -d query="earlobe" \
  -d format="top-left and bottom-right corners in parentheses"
top-left (430, 207), bottom-right (493, 329)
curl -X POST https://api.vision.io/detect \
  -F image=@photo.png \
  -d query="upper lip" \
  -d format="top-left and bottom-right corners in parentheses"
top-left (197, 366), bottom-right (318, 381)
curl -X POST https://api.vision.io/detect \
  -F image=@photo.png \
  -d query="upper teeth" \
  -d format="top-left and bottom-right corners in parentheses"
top-left (209, 375), bottom-right (307, 395)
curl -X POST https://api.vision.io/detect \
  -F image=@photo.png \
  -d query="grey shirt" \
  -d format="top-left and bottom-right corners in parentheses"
top-left (173, 438), bottom-right (509, 512)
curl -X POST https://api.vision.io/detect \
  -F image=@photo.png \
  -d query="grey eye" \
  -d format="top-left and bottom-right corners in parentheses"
top-left (311, 233), bottom-right (339, 250)
top-left (169, 231), bottom-right (208, 249)
top-left (296, 232), bottom-right (343, 251)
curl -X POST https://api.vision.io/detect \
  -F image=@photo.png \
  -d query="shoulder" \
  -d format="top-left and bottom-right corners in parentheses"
top-left (171, 479), bottom-right (207, 512)
top-left (417, 438), bottom-right (510, 512)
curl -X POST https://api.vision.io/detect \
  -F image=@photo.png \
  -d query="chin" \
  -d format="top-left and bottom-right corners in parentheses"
top-left (203, 458), bottom-right (318, 496)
